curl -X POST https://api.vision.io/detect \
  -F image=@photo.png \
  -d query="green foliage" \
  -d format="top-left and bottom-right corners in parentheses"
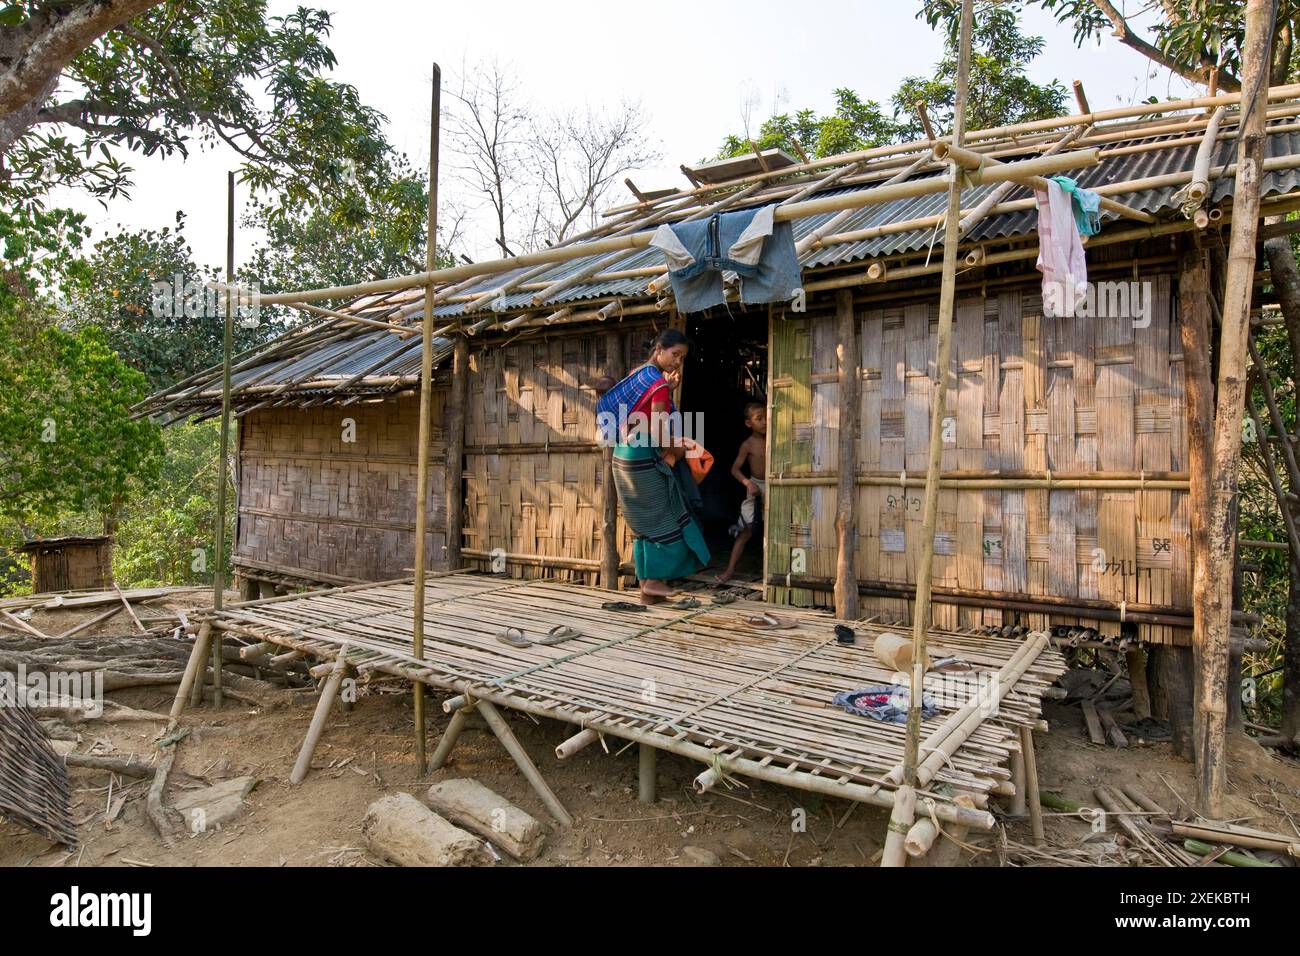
top-left (942, 0), bottom-right (1300, 86)
top-left (0, 306), bottom-right (163, 536)
top-left (717, 3), bottom-right (1065, 158)
top-left (243, 154), bottom-right (435, 299)
top-left (64, 212), bottom-right (281, 392)
top-left (0, 206), bottom-right (91, 300)
top-left (112, 420), bottom-right (230, 587)
top-left (9, 1), bottom-right (392, 227)
top-left (896, 3), bottom-right (1068, 140)
top-left (718, 89), bottom-right (901, 160)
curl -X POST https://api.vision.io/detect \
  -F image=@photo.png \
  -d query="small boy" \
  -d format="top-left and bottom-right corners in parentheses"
top-left (717, 401), bottom-right (767, 583)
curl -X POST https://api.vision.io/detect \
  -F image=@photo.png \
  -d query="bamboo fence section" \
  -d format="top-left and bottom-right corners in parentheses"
top-left (197, 575), bottom-right (1065, 827)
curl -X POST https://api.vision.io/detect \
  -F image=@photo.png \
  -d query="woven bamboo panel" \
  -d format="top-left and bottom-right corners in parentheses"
top-left (235, 394), bottom-right (448, 582)
top-left (768, 273), bottom-right (1191, 645)
top-left (463, 326), bottom-right (642, 582)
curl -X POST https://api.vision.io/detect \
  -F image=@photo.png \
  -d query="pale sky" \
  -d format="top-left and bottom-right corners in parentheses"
top-left (49, 0), bottom-right (1198, 270)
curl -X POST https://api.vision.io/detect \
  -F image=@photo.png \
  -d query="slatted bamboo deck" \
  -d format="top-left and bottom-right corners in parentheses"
top-left (204, 573), bottom-right (1065, 825)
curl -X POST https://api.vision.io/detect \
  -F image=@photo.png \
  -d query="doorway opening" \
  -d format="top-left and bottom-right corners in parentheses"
top-left (679, 308), bottom-right (768, 583)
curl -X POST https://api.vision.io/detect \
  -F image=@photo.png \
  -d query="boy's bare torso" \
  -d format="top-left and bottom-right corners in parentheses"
top-left (742, 435), bottom-right (766, 481)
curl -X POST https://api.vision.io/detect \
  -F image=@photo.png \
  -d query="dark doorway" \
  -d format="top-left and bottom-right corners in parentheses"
top-left (679, 309), bottom-right (768, 580)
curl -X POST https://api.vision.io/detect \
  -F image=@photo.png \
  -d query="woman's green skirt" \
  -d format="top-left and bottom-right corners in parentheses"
top-left (612, 442), bottom-right (710, 581)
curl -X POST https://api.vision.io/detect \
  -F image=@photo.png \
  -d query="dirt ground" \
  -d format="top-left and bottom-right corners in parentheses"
top-left (4, 593), bottom-right (1300, 868)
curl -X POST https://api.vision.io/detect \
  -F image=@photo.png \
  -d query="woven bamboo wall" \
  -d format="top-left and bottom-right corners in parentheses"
top-left (767, 271), bottom-right (1192, 645)
top-left (463, 326), bottom-right (640, 581)
top-left (235, 394), bottom-right (449, 582)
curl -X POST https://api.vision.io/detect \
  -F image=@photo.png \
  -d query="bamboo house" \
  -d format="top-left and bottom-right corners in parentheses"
top-left (143, 83), bottom-right (1300, 684)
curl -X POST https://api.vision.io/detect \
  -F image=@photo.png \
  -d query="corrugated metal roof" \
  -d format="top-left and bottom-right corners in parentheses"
top-left (430, 126), bottom-right (1300, 318)
top-left (147, 119), bottom-right (1300, 409)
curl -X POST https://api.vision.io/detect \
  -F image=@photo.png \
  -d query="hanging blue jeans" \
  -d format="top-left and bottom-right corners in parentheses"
top-left (650, 203), bottom-right (802, 313)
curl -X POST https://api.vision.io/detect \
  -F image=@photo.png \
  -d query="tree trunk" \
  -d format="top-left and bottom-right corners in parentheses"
top-left (1261, 228), bottom-right (1300, 742)
top-left (1195, 0), bottom-right (1274, 818)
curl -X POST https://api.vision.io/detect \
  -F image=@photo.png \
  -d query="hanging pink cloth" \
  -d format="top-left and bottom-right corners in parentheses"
top-left (1035, 178), bottom-right (1088, 317)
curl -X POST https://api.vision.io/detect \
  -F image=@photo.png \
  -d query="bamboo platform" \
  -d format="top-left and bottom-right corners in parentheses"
top-left (202, 573), bottom-right (1065, 828)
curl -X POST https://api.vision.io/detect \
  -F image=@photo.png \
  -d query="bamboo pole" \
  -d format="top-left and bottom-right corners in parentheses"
top-left (411, 63), bottom-right (442, 775)
top-left (446, 334), bottom-right (468, 570)
top-left (904, 0), bottom-right (973, 789)
top-left (290, 644), bottom-right (350, 784)
top-left (476, 698), bottom-right (574, 827)
top-left (1020, 725), bottom-right (1044, 845)
top-left (881, 785), bottom-right (917, 867)
top-left (935, 140), bottom-right (1156, 223)
top-left (600, 446), bottom-right (619, 590)
top-left (1188, 106), bottom-right (1228, 205)
top-left (834, 288), bottom-right (859, 619)
top-left (209, 170), bottom-right (238, 708)
top-left (638, 744), bottom-right (656, 803)
top-left (427, 706), bottom-right (468, 772)
top-left (1196, 0), bottom-right (1272, 817)
top-left (168, 621), bottom-right (211, 726)
top-left (233, 149), bottom-right (1098, 309)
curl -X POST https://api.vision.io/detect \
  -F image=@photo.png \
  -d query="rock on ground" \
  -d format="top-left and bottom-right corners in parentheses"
top-left (170, 776), bottom-right (259, 831)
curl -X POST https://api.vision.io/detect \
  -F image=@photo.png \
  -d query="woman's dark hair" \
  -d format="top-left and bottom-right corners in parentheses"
top-left (648, 328), bottom-right (690, 356)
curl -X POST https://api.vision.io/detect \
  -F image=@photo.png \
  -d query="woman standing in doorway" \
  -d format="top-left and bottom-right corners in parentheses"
top-left (599, 329), bottom-right (710, 603)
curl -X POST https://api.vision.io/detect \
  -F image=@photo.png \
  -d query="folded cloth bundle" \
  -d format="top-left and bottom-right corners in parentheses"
top-left (831, 684), bottom-right (938, 724)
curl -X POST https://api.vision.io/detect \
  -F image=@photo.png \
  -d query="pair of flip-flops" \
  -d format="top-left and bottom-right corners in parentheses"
top-left (740, 612), bottom-right (796, 630)
top-left (496, 624), bottom-right (584, 648)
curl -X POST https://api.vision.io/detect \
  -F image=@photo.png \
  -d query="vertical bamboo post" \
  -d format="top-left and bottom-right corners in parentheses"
top-left (1196, 0), bottom-right (1273, 817)
top-left (600, 447), bottom-right (619, 590)
top-left (904, 0), bottom-right (973, 786)
top-left (1020, 725), bottom-right (1044, 845)
top-left (411, 63), bottom-right (442, 774)
top-left (1179, 243), bottom-right (1214, 758)
top-left (600, 330), bottom-right (623, 591)
top-left (209, 170), bottom-right (237, 708)
top-left (446, 334), bottom-right (468, 570)
top-left (638, 743), bottom-right (656, 803)
top-left (834, 288), bottom-right (860, 620)
top-left (880, 785), bottom-right (917, 867)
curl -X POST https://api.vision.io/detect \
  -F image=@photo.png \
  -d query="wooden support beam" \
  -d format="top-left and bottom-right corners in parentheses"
top-left (290, 646), bottom-right (350, 784)
top-left (475, 699), bottom-right (574, 827)
top-left (446, 333), bottom-right (469, 570)
top-left (600, 447), bottom-right (619, 590)
top-left (834, 288), bottom-right (860, 620)
top-left (427, 706), bottom-right (469, 772)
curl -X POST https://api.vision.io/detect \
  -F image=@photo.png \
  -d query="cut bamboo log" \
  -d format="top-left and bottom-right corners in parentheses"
top-left (555, 727), bottom-right (600, 759)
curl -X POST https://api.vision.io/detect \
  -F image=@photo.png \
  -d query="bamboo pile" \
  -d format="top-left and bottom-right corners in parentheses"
top-left (198, 575), bottom-right (1065, 820)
